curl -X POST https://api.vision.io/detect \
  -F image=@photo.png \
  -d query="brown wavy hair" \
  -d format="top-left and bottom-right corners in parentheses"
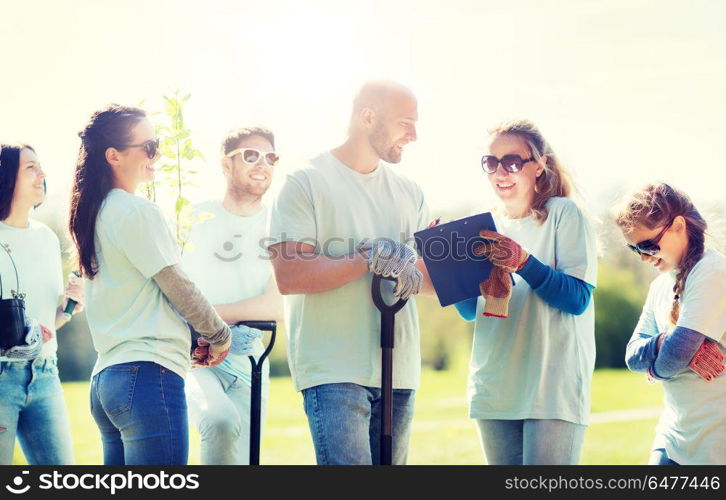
top-left (614, 182), bottom-right (707, 325)
top-left (69, 105), bottom-right (147, 279)
top-left (489, 119), bottom-right (577, 223)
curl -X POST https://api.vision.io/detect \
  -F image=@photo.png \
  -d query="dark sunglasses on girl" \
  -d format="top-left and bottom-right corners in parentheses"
top-left (627, 220), bottom-right (673, 256)
top-left (226, 148), bottom-right (280, 167)
top-left (123, 138), bottom-right (160, 159)
top-left (481, 154), bottom-right (535, 174)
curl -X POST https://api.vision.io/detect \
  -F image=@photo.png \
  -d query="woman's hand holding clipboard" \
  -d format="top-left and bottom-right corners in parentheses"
top-left (415, 213), bottom-right (519, 317)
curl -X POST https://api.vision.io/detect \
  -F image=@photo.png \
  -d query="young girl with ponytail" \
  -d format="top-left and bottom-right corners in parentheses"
top-left (616, 183), bottom-right (725, 465)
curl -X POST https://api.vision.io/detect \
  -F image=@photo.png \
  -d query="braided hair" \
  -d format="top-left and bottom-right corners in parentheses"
top-left (615, 183), bottom-right (707, 325)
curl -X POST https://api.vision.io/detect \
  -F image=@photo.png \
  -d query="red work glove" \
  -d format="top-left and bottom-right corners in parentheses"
top-left (191, 337), bottom-right (230, 368)
top-left (473, 230), bottom-right (529, 318)
top-left (689, 339), bottom-right (724, 382)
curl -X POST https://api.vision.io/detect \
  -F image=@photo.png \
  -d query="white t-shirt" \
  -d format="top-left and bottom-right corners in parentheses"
top-left (634, 248), bottom-right (726, 465)
top-left (469, 197), bottom-right (598, 425)
top-left (0, 219), bottom-right (63, 360)
top-left (268, 151), bottom-right (429, 391)
top-left (182, 200), bottom-right (271, 384)
top-left (85, 189), bottom-right (190, 378)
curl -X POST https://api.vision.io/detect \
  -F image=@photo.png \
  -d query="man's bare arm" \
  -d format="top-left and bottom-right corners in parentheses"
top-left (269, 241), bottom-right (369, 295)
top-left (214, 276), bottom-right (285, 323)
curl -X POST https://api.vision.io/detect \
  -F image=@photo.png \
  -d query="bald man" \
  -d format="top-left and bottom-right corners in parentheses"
top-left (268, 80), bottom-right (433, 465)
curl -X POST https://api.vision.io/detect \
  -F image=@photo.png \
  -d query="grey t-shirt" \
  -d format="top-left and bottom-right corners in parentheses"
top-left (469, 197), bottom-right (599, 425)
top-left (86, 189), bottom-right (190, 378)
top-left (268, 151), bottom-right (429, 391)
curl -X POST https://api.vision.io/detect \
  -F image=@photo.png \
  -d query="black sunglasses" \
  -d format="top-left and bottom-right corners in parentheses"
top-left (481, 154), bottom-right (535, 174)
top-left (627, 220), bottom-right (673, 256)
top-left (122, 138), bottom-right (160, 159)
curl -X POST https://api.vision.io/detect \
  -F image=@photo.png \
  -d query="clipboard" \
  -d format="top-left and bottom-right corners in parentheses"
top-left (414, 212), bottom-right (512, 307)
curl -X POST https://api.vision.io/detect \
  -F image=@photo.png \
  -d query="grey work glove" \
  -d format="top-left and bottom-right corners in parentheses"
top-left (392, 262), bottom-right (423, 300)
top-left (2, 318), bottom-right (42, 360)
top-left (362, 239), bottom-right (422, 300)
top-left (228, 324), bottom-right (263, 356)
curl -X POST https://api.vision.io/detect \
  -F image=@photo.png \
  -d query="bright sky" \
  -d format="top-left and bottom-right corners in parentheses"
top-left (2, 0), bottom-right (724, 223)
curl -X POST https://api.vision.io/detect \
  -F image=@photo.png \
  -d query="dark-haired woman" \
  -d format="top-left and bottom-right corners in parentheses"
top-left (0, 144), bottom-right (84, 465)
top-left (616, 183), bottom-right (725, 465)
top-left (69, 105), bottom-right (235, 465)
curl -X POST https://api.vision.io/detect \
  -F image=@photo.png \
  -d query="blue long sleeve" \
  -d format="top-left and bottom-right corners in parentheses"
top-left (625, 332), bottom-right (661, 372)
top-left (651, 326), bottom-right (707, 380)
top-left (454, 296), bottom-right (478, 322)
top-left (515, 255), bottom-right (594, 315)
top-left (453, 255), bottom-right (593, 321)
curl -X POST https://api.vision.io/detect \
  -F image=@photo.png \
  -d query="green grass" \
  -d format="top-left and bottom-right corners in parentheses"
top-left (13, 368), bottom-right (663, 465)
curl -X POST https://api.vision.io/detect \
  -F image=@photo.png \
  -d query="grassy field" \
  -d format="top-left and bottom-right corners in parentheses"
top-left (13, 368), bottom-right (664, 465)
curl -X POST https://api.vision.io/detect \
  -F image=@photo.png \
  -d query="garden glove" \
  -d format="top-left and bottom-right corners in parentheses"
top-left (228, 324), bottom-right (263, 356)
top-left (473, 230), bottom-right (529, 318)
top-left (2, 318), bottom-right (42, 360)
top-left (192, 329), bottom-right (232, 368)
top-left (688, 339), bottom-right (724, 382)
top-left (362, 239), bottom-right (422, 300)
top-left (392, 262), bottom-right (423, 301)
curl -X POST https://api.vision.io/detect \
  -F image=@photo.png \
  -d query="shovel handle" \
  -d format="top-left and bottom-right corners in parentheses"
top-left (371, 275), bottom-right (408, 314)
top-left (238, 320), bottom-right (276, 367)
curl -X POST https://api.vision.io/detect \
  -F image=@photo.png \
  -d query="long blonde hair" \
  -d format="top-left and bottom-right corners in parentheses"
top-left (489, 119), bottom-right (577, 223)
top-left (614, 182), bottom-right (707, 325)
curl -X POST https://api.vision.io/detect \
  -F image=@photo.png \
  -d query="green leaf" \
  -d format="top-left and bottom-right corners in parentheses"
top-left (175, 197), bottom-right (190, 213)
top-left (165, 99), bottom-right (179, 118)
top-left (181, 139), bottom-right (193, 156)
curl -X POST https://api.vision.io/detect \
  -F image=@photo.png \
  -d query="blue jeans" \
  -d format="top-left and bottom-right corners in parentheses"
top-left (302, 383), bottom-right (415, 465)
top-left (476, 419), bottom-right (586, 465)
top-left (0, 358), bottom-right (74, 465)
top-left (90, 361), bottom-right (188, 465)
top-left (649, 448), bottom-right (679, 465)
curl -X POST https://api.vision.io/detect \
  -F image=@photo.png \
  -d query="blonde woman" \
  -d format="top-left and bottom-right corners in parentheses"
top-left (453, 120), bottom-right (598, 464)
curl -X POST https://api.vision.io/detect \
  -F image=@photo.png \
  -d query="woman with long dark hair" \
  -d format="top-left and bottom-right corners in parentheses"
top-left (69, 104), bottom-right (241, 465)
top-left (0, 143), bottom-right (83, 465)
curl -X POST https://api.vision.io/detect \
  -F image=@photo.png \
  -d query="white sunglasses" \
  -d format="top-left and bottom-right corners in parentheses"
top-left (226, 148), bottom-right (280, 167)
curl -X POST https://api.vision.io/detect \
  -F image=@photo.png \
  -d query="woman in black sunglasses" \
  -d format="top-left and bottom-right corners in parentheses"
top-left (68, 104), bottom-right (240, 465)
top-left (616, 182), bottom-right (725, 465)
top-left (449, 119), bottom-right (598, 465)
